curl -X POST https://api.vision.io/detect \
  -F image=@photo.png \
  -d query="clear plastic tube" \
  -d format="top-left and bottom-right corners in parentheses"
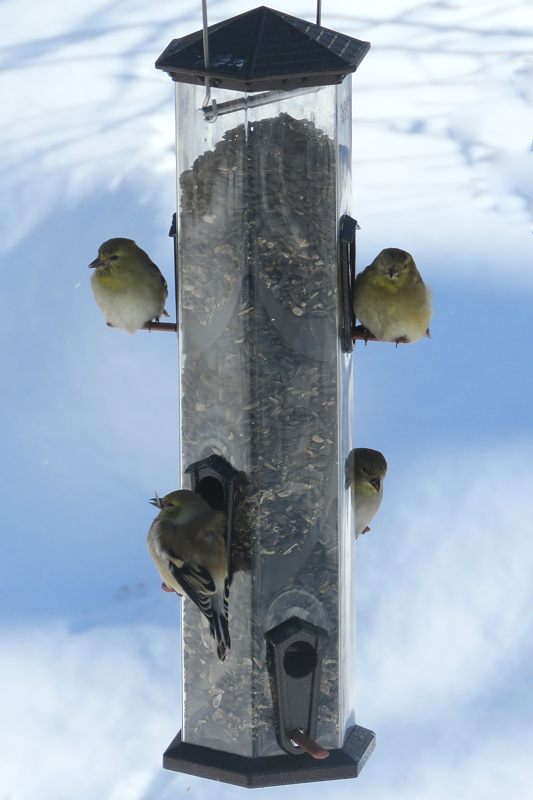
top-left (175, 78), bottom-right (355, 757)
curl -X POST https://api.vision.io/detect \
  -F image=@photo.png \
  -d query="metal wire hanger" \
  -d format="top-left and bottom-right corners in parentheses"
top-left (200, 0), bottom-right (324, 122)
top-left (201, 0), bottom-right (217, 121)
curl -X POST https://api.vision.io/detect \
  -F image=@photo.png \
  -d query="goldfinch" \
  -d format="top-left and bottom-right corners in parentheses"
top-left (345, 448), bottom-right (387, 538)
top-left (147, 489), bottom-right (230, 661)
top-left (353, 248), bottom-right (431, 343)
top-left (89, 238), bottom-right (168, 334)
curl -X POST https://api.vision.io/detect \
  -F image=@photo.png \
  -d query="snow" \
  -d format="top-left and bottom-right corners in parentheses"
top-left (2, 0), bottom-right (532, 797)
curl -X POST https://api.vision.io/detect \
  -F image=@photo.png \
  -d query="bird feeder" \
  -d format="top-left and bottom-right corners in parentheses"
top-left (155, 4), bottom-right (372, 787)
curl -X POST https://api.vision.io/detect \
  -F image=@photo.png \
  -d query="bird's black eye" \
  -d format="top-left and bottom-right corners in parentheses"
top-left (110, 255), bottom-right (119, 261)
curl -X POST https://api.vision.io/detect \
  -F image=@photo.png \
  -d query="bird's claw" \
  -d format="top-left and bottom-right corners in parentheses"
top-left (353, 324), bottom-right (377, 344)
top-left (362, 526), bottom-right (371, 535)
top-left (161, 582), bottom-right (175, 593)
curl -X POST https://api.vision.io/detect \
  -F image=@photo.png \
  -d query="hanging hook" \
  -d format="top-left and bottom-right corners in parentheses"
top-left (200, 0), bottom-right (218, 122)
top-left (201, 0), bottom-right (210, 107)
top-left (203, 98), bottom-right (218, 122)
top-left (316, 0), bottom-right (322, 26)
top-left (202, 82), bottom-right (212, 112)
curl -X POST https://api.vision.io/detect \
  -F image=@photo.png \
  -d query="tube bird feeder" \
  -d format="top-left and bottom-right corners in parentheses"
top-left (155, 5), bottom-right (372, 788)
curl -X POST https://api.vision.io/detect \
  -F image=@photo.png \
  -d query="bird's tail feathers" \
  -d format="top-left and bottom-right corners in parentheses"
top-left (213, 614), bottom-right (231, 661)
top-left (209, 579), bottom-right (231, 661)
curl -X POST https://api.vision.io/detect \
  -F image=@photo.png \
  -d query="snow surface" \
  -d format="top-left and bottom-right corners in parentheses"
top-left (1, 0), bottom-right (532, 797)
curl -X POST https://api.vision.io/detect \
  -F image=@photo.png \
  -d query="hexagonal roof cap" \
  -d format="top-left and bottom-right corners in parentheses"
top-left (155, 6), bottom-right (370, 91)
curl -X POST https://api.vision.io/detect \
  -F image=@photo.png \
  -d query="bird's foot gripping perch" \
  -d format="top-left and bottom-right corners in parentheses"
top-left (142, 320), bottom-right (177, 332)
top-left (106, 320), bottom-right (177, 332)
top-left (352, 324), bottom-right (378, 345)
top-left (352, 325), bottom-right (414, 346)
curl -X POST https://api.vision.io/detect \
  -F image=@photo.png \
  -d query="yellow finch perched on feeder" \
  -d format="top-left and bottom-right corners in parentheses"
top-left (345, 448), bottom-right (387, 538)
top-left (147, 489), bottom-right (230, 661)
top-left (353, 248), bottom-right (431, 343)
top-left (89, 238), bottom-right (168, 334)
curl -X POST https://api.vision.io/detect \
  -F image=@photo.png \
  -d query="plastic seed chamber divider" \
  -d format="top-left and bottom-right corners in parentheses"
top-left (155, 6), bottom-right (373, 787)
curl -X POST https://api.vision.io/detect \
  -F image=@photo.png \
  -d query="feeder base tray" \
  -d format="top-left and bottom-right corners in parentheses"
top-left (162, 725), bottom-right (375, 788)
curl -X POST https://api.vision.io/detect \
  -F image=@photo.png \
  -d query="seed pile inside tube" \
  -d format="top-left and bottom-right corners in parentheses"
top-left (179, 113), bottom-right (342, 756)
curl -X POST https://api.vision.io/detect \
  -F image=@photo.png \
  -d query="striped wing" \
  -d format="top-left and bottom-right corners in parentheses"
top-left (166, 551), bottom-right (231, 661)
top-left (167, 556), bottom-right (215, 619)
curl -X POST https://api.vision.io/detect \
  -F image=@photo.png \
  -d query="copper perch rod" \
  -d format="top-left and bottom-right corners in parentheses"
top-left (289, 729), bottom-right (330, 760)
top-left (106, 321), bottom-right (177, 333)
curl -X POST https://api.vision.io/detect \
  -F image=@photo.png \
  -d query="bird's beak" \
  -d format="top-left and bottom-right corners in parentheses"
top-left (370, 477), bottom-right (381, 492)
top-left (387, 266), bottom-right (397, 278)
top-left (149, 492), bottom-right (162, 508)
top-left (88, 257), bottom-right (103, 269)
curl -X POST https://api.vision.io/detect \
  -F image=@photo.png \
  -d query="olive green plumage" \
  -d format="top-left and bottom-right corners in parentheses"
top-left (89, 238), bottom-right (168, 334)
top-left (147, 489), bottom-right (230, 661)
top-left (345, 448), bottom-right (388, 538)
top-left (353, 248), bottom-right (431, 343)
